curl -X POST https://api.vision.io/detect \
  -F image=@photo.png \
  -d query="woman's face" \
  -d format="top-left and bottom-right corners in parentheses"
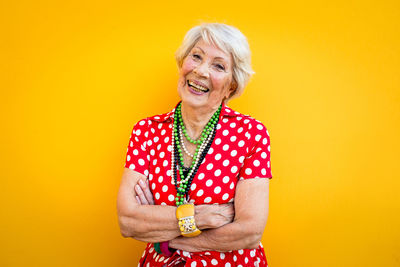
top-left (177, 39), bottom-right (236, 111)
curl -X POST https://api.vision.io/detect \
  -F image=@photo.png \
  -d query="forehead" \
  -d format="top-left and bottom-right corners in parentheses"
top-left (192, 39), bottom-right (232, 63)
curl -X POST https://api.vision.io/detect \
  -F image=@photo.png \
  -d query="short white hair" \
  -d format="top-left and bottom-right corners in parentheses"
top-left (175, 22), bottom-right (255, 101)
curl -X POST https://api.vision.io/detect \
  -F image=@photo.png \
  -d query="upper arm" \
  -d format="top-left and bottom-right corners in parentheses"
top-left (233, 178), bottom-right (269, 232)
top-left (233, 120), bottom-right (271, 231)
top-left (238, 121), bottom-right (272, 181)
top-left (117, 168), bottom-right (147, 217)
top-left (124, 118), bottom-right (151, 177)
top-left (233, 120), bottom-right (271, 230)
top-left (118, 118), bottom-right (151, 216)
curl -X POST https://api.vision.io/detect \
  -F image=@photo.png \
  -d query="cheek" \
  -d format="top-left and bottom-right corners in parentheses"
top-left (180, 60), bottom-right (196, 76)
top-left (211, 75), bottom-right (232, 93)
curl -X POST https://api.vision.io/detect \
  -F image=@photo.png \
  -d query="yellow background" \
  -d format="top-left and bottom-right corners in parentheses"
top-left (1, 0), bottom-right (399, 266)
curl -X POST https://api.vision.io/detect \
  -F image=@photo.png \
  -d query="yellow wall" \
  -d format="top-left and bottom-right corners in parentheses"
top-left (1, 1), bottom-right (399, 266)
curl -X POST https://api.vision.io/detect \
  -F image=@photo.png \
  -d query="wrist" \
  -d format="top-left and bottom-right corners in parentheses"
top-left (176, 203), bottom-right (201, 237)
top-left (195, 211), bottom-right (214, 230)
top-left (194, 211), bottom-right (205, 230)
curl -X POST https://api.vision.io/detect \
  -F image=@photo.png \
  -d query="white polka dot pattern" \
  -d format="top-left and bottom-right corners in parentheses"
top-left (124, 103), bottom-right (271, 267)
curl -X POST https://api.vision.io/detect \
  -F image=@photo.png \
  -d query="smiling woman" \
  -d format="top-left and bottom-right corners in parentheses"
top-left (178, 39), bottom-right (235, 111)
top-left (117, 22), bottom-right (273, 266)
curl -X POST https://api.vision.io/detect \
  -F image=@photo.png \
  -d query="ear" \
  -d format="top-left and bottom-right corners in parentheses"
top-left (223, 83), bottom-right (237, 104)
top-left (227, 81), bottom-right (238, 98)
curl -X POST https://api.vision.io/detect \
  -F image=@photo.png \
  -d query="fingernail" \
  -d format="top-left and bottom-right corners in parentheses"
top-left (139, 180), bottom-right (145, 187)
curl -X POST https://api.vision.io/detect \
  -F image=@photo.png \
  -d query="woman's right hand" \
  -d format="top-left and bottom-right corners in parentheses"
top-left (195, 203), bottom-right (235, 230)
top-left (135, 179), bottom-right (235, 230)
top-left (134, 179), bottom-right (154, 205)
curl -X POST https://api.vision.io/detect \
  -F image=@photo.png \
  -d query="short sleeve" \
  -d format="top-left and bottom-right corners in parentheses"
top-left (124, 118), bottom-right (150, 177)
top-left (239, 121), bottom-right (272, 180)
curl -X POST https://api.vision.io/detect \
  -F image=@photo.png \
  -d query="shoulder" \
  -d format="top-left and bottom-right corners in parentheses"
top-left (222, 105), bottom-right (270, 135)
top-left (130, 107), bottom-right (175, 144)
top-left (147, 109), bottom-right (174, 123)
top-left (132, 106), bottom-right (175, 129)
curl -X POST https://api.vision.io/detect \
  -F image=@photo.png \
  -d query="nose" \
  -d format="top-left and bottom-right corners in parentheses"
top-left (193, 62), bottom-right (209, 78)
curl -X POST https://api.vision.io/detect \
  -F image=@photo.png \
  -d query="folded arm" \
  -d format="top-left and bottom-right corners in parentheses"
top-left (117, 168), bottom-right (234, 243)
top-left (168, 178), bottom-right (270, 252)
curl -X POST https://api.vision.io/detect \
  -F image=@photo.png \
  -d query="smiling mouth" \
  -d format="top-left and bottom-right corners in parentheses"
top-left (187, 80), bottom-right (210, 93)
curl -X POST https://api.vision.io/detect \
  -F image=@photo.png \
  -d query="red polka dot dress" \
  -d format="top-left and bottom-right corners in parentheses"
top-left (125, 102), bottom-right (273, 267)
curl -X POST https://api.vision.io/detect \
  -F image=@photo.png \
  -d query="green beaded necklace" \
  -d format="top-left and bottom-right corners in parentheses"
top-left (172, 103), bottom-right (222, 206)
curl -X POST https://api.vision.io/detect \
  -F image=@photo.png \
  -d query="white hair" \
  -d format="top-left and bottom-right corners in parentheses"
top-left (175, 22), bottom-right (255, 101)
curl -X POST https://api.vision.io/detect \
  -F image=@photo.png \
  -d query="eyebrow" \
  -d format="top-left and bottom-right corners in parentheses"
top-left (194, 46), bottom-right (229, 61)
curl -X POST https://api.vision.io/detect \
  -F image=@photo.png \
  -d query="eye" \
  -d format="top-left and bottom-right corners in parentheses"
top-left (215, 64), bottom-right (226, 71)
top-left (191, 54), bottom-right (201, 60)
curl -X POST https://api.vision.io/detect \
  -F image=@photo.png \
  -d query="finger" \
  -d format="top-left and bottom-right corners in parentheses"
top-left (135, 184), bottom-right (149, 205)
top-left (146, 180), bottom-right (155, 205)
top-left (219, 203), bottom-right (231, 211)
top-left (145, 180), bottom-right (155, 205)
top-left (223, 203), bottom-right (234, 211)
top-left (142, 180), bottom-right (155, 205)
top-left (136, 195), bottom-right (142, 205)
top-left (139, 179), bottom-right (154, 205)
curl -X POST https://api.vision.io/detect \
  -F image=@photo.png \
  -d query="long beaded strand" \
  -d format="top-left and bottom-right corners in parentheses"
top-left (177, 102), bottom-right (220, 179)
top-left (179, 127), bottom-right (194, 158)
top-left (173, 122), bottom-right (218, 205)
top-left (171, 103), bottom-right (221, 206)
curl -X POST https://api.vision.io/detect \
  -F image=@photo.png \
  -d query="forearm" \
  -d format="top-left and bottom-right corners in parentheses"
top-left (118, 204), bottom-right (215, 243)
top-left (120, 168), bottom-right (236, 243)
top-left (169, 220), bottom-right (263, 252)
top-left (118, 169), bottom-right (182, 243)
top-left (119, 205), bottom-right (180, 242)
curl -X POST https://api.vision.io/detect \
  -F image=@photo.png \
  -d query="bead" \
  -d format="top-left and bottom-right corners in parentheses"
top-left (171, 102), bottom-right (221, 206)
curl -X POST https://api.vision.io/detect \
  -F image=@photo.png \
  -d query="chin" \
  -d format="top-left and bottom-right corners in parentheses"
top-left (181, 97), bottom-right (206, 109)
top-left (179, 87), bottom-right (205, 108)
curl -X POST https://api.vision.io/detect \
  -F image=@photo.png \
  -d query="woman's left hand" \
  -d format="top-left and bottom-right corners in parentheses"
top-left (134, 179), bottom-right (155, 205)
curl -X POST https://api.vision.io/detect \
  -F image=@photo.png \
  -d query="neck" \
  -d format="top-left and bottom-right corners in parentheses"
top-left (180, 102), bottom-right (221, 139)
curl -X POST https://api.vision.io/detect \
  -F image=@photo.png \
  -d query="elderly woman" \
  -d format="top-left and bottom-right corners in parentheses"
top-left (117, 22), bottom-right (273, 266)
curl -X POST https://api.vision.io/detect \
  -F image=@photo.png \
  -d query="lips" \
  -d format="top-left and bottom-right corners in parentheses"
top-left (187, 80), bottom-right (210, 93)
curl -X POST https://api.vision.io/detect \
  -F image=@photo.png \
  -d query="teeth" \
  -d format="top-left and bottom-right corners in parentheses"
top-left (191, 86), bottom-right (204, 93)
top-left (188, 80), bottom-right (209, 92)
